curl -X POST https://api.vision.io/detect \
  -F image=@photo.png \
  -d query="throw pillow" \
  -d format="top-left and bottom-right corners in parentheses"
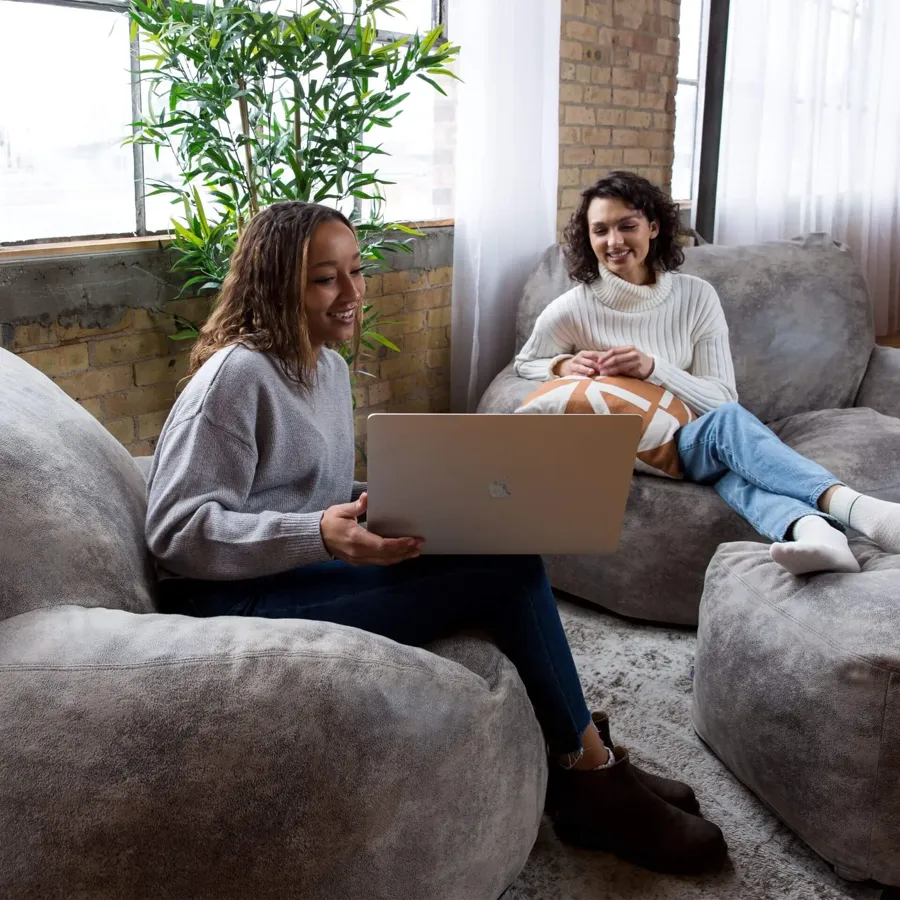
top-left (515, 375), bottom-right (695, 479)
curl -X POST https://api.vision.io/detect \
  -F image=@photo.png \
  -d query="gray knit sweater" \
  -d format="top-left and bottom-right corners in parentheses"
top-left (145, 344), bottom-right (364, 580)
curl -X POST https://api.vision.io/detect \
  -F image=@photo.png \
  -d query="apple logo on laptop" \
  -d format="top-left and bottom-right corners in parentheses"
top-left (489, 480), bottom-right (511, 499)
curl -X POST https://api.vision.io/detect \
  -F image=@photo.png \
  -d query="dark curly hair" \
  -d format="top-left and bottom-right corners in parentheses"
top-left (563, 170), bottom-right (685, 283)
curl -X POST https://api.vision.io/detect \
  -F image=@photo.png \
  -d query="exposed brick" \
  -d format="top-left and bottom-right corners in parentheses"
top-left (561, 83), bottom-right (584, 104)
top-left (638, 130), bottom-right (670, 149)
top-left (372, 293), bottom-right (405, 317)
top-left (131, 308), bottom-right (171, 332)
top-left (390, 371), bottom-right (446, 400)
top-left (626, 110), bottom-right (654, 128)
top-left (612, 128), bottom-right (639, 146)
top-left (106, 418), bottom-right (135, 444)
top-left (164, 297), bottom-right (212, 325)
top-left (562, 147), bottom-right (595, 166)
top-left (623, 147), bottom-right (652, 166)
top-left (352, 386), bottom-right (368, 409)
top-left (135, 409), bottom-right (169, 441)
top-left (640, 91), bottom-right (668, 111)
top-left (401, 311), bottom-right (427, 334)
top-left (583, 127), bottom-right (613, 145)
top-left (566, 20), bottom-right (598, 43)
top-left (593, 147), bottom-right (625, 167)
top-left (576, 64), bottom-right (594, 84)
top-left (562, 0), bottom-right (585, 16)
top-left (91, 332), bottom-right (169, 367)
top-left (657, 38), bottom-right (677, 57)
top-left (380, 270), bottom-right (410, 294)
top-left (427, 266), bottom-right (453, 287)
top-left (134, 354), bottom-right (191, 386)
top-left (54, 365), bottom-right (134, 401)
top-left (560, 167), bottom-right (583, 187)
top-left (613, 68), bottom-right (644, 89)
top-left (102, 384), bottom-right (176, 419)
top-left (57, 311), bottom-right (133, 342)
top-left (559, 125), bottom-right (583, 145)
top-left (127, 441), bottom-right (155, 457)
top-left (560, 40), bottom-right (584, 60)
top-left (651, 148), bottom-right (675, 166)
top-left (379, 352), bottom-right (426, 381)
top-left (78, 398), bottom-right (103, 420)
top-left (426, 306), bottom-right (453, 329)
top-left (401, 328), bottom-right (450, 353)
top-left (612, 88), bottom-right (640, 108)
top-left (365, 274), bottom-right (383, 297)
top-left (565, 105), bottom-right (596, 126)
top-left (19, 343), bottom-right (89, 377)
top-left (367, 380), bottom-right (392, 406)
top-left (426, 349), bottom-right (451, 370)
top-left (594, 107), bottom-right (626, 126)
top-left (561, 61), bottom-right (577, 82)
top-left (387, 397), bottom-right (431, 414)
top-left (9, 322), bottom-right (56, 351)
top-left (585, 1), bottom-right (614, 25)
top-left (585, 86), bottom-right (613, 105)
top-left (590, 66), bottom-right (613, 85)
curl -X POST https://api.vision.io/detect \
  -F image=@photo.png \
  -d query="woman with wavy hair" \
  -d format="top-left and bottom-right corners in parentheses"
top-left (516, 170), bottom-right (900, 575)
top-left (144, 200), bottom-right (729, 876)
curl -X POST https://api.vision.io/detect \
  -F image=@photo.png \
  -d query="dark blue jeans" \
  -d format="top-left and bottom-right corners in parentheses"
top-left (158, 554), bottom-right (592, 755)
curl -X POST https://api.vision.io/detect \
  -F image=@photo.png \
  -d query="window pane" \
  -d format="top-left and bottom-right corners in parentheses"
top-left (337, 0), bottom-right (434, 33)
top-left (0, 2), bottom-right (135, 242)
top-left (361, 66), bottom-right (456, 222)
top-left (678, 0), bottom-right (703, 82)
top-left (672, 82), bottom-right (698, 201)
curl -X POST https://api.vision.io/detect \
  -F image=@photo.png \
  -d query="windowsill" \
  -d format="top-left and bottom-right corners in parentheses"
top-left (0, 219), bottom-right (455, 262)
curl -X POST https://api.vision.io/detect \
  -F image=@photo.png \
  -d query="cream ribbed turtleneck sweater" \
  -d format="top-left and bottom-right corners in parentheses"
top-left (514, 265), bottom-right (738, 415)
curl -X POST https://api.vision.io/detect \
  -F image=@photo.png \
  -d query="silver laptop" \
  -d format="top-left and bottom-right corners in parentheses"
top-left (365, 413), bottom-right (641, 555)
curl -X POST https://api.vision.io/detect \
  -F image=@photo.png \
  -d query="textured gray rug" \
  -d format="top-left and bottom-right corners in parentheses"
top-left (504, 599), bottom-right (888, 900)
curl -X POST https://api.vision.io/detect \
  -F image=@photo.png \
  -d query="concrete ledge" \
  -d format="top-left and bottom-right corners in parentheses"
top-left (0, 226), bottom-right (453, 326)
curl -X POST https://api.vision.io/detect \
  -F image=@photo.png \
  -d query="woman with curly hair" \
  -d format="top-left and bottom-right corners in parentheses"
top-left (144, 200), bottom-right (729, 876)
top-left (516, 170), bottom-right (900, 575)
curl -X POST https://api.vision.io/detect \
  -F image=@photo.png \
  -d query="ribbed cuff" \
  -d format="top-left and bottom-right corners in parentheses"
top-left (280, 511), bottom-right (333, 566)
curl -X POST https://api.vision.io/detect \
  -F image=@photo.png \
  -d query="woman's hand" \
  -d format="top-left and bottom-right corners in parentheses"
top-left (321, 493), bottom-right (423, 566)
top-left (556, 351), bottom-right (604, 377)
top-left (596, 346), bottom-right (655, 379)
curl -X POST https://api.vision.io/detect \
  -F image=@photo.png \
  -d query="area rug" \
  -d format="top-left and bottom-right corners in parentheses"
top-left (503, 599), bottom-right (888, 900)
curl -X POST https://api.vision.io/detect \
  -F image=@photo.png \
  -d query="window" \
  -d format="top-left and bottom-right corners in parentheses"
top-left (0, 0), bottom-right (453, 244)
top-left (672, 0), bottom-right (706, 202)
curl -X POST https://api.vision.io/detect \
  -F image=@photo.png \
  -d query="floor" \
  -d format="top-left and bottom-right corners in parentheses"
top-left (503, 599), bottom-right (895, 900)
top-left (877, 333), bottom-right (900, 348)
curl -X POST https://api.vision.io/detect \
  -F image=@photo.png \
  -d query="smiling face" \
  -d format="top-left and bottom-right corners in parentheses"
top-left (587, 196), bottom-right (660, 286)
top-left (303, 218), bottom-right (366, 350)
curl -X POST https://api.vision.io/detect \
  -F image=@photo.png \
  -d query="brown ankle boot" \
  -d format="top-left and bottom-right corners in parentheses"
top-left (592, 711), bottom-right (700, 815)
top-left (548, 748), bottom-right (728, 875)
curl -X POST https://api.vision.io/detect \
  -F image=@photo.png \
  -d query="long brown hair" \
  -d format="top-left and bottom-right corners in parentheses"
top-left (189, 201), bottom-right (360, 385)
top-left (563, 170), bottom-right (685, 284)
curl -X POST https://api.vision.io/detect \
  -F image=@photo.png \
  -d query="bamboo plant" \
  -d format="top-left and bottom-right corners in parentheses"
top-left (126, 0), bottom-right (458, 372)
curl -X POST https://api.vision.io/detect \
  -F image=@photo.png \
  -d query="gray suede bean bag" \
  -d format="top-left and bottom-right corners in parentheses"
top-left (692, 540), bottom-right (900, 886)
top-left (0, 347), bottom-right (546, 900)
top-left (479, 234), bottom-right (900, 625)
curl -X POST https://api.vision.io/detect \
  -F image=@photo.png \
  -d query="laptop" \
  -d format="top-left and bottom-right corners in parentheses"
top-left (365, 413), bottom-right (641, 555)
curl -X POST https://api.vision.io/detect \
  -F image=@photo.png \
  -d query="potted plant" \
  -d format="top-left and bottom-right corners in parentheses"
top-left (126, 0), bottom-right (458, 376)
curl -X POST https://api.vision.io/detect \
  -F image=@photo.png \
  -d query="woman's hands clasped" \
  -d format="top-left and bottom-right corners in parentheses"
top-left (556, 346), bottom-right (655, 380)
top-left (320, 492), bottom-right (423, 566)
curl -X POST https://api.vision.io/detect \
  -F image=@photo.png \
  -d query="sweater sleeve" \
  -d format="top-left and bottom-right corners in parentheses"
top-left (514, 291), bottom-right (579, 381)
top-left (352, 481), bottom-right (367, 502)
top-left (146, 413), bottom-right (332, 580)
top-left (646, 282), bottom-right (738, 415)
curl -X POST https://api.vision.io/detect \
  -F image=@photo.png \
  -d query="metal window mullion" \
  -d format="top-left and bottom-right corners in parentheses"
top-left (129, 30), bottom-right (147, 235)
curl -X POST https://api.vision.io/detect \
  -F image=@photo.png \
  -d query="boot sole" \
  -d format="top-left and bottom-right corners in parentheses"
top-left (554, 821), bottom-right (728, 876)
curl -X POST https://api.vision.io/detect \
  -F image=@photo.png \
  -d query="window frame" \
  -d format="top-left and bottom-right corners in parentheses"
top-left (0, 0), bottom-right (451, 248)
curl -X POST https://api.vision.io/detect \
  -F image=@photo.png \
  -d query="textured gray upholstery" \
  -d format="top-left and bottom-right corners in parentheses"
top-left (692, 540), bottom-right (900, 886)
top-left (479, 235), bottom-right (897, 625)
top-left (0, 347), bottom-right (546, 900)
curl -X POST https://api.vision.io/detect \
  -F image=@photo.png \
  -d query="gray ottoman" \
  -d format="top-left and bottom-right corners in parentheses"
top-left (692, 541), bottom-right (900, 886)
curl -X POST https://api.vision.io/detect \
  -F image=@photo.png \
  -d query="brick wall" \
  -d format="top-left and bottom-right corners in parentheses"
top-left (8, 264), bottom-right (452, 478)
top-left (558, 0), bottom-right (680, 234)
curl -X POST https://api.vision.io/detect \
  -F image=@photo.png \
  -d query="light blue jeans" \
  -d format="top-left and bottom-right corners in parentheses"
top-left (676, 403), bottom-right (843, 542)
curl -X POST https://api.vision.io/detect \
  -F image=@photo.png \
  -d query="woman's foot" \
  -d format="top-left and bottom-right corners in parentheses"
top-left (547, 748), bottom-right (728, 875)
top-left (590, 711), bottom-right (700, 814)
top-left (826, 487), bottom-right (900, 554)
top-left (770, 515), bottom-right (860, 576)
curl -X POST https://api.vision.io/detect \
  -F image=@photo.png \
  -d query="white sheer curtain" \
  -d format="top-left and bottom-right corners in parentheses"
top-left (449, 0), bottom-right (561, 412)
top-left (715, 0), bottom-right (900, 336)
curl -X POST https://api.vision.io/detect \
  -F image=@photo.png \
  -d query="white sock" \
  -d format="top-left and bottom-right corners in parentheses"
top-left (594, 743), bottom-right (616, 770)
top-left (827, 486), bottom-right (900, 554)
top-left (770, 515), bottom-right (860, 576)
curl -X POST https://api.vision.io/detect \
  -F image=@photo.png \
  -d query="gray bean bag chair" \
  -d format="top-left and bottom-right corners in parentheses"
top-left (0, 347), bottom-right (546, 900)
top-left (692, 540), bottom-right (900, 887)
top-left (478, 234), bottom-right (900, 625)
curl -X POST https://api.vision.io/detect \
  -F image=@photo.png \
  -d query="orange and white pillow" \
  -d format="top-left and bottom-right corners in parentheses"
top-left (516, 376), bottom-right (694, 479)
